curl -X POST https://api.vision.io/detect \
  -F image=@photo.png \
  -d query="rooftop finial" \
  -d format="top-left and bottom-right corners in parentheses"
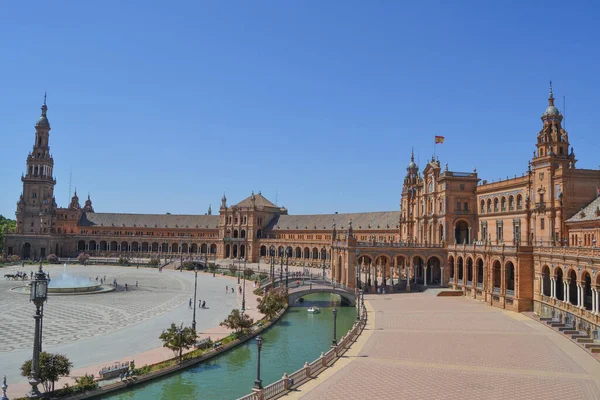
top-left (44, 91), bottom-right (47, 106)
top-left (549, 80), bottom-right (553, 97)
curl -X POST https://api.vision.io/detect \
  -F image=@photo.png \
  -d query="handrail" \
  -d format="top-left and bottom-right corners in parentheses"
top-left (237, 302), bottom-right (368, 400)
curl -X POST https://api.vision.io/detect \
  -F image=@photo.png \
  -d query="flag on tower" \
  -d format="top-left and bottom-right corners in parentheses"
top-left (435, 135), bottom-right (445, 144)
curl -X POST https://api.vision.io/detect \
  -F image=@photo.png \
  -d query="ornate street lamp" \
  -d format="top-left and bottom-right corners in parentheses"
top-left (279, 255), bottom-right (283, 286)
top-left (2, 375), bottom-right (8, 400)
top-left (192, 263), bottom-right (198, 331)
top-left (28, 264), bottom-right (48, 398)
top-left (285, 249), bottom-right (290, 289)
top-left (254, 335), bottom-right (263, 389)
top-left (332, 308), bottom-right (338, 346)
top-left (242, 258), bottom-right (247, 312)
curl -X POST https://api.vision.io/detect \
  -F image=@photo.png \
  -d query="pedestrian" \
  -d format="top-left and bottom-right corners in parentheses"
top-left (125, 283), bottom-right (128, 291)
top-left (104, 275), bottom-right (106, 281)
top-left (202, 300), bottom-right (206, 308)
top-left (231, 287), bottom-right (234, 294)
top-left (189, 298), bottom-right (192, 309)
top-left (135, 280), bottom-right (138, 288)
top-left (226, 285), bottom-right (228, 293)
top-left (199, 300), bottom-right (202, 308)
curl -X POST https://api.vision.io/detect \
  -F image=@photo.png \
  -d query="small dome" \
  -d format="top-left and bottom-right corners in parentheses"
top-left (36, 115), bottom-right (50, 128)
top-left (543, 105), bottom-right (560, 117)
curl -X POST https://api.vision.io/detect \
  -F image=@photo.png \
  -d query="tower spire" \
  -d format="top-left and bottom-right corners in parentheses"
top-left (548, 80), bottom-right (554, 106)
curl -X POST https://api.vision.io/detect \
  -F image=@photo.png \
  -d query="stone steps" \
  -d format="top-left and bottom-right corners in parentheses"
top-left (560, 328), bottom-right (577, 333)
top-left (550, 322), bottom-right (565, 328)
top-left (584, 343), bottom-right (600, 350)
top-left (577, 338), bottom-right (594, 344)
top-left (571, 334), bottom-right (590, 340)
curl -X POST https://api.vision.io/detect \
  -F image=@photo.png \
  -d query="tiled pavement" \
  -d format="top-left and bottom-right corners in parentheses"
top-left (297, 293), bottom-right (600, 400)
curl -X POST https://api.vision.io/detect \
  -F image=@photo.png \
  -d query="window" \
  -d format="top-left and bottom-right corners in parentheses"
top-left (494, 198), bottom-right (499, 213)
top-left (496, 220), bottom-right (503, 241)
top-left (480, 200), bottom-right (485, 213)
top-left (463, 202), bottom-right (469, 212)
top-left (501, 197), bottom-right (506, 212)
top-left (508, 196), bottom-right (514, 211)
top-left (517, 195), bottom-right (523, 210)
top-left (540, 218), bottom-right (545, 230)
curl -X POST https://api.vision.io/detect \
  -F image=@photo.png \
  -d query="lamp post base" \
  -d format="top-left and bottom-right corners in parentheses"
top-left (27, 378), bottom-right (42, 399)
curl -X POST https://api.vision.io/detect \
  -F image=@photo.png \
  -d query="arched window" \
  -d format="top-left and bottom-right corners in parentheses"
top-left (480, 200), bottom-right (485, 214)
top-left (487, 199), bottom-right (492, 213)
top-left (500, 197), bottom-right (506, 212)
top-left (493, 198), bottom-right (499, 213)
top-left (516, 195), bottom-right (523, 210)
top-left (508, 196), bottom-right (514, 211)
top-left (240, 229), bottom-right (246, 239)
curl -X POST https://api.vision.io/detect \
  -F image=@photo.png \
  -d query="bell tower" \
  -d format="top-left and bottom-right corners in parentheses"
top-left (530, 82), bottom-right (575, 245)
top-left (16, 95), bottom-right (57, 235)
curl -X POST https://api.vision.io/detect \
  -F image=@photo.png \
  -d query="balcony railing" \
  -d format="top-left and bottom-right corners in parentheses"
top-left (467, 280), bottom-right (472, 286)
top-left (506, 289), bottom-right (515, 297)
top-left (476, 282), bottom-right (483, 289)
top-left (493, 287), bottom-right (501, 294)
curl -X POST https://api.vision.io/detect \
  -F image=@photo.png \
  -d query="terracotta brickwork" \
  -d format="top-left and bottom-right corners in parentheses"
top-left (5, 88), bottom-right (600, 331)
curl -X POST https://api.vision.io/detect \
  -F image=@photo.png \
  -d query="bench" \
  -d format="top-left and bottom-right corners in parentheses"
top-left (212, 341), bottom-right (223, 350)
top-left (99, 361), bottom-right (132, 380)
top-left (195, 337), bottom-right (212, 349)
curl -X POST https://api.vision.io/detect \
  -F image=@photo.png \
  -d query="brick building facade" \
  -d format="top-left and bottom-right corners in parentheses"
top-left (5, 86), bottom-right (600, 336)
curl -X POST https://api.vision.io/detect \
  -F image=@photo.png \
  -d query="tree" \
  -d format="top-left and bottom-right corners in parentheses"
top-left (257, 289), bottom-right (288, 320)
top-left (46, 254), bottom-right (59, 264)
top-left (0, 215), bottom-right (16, 254)
top-left (244, 267), bottom-right (254, 279)
top-left (220, 309), bottom-right (253, 337)
top-left (21, 352), bottom-right (72, 393)
top-left (229, 264), bottom-right (237, 275)
top-left (77, 252), bottom-right (90, 265)
top-left (159, 323), bottom-right (197, 362)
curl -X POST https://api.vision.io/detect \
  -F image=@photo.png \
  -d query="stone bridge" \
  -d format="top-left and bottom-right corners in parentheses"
top-left (287, 284), bottom-right (356, 306)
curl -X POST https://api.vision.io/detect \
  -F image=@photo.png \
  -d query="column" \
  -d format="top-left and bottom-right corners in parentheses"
top-left (565, 281), bottom-right (570, 304)
top-left (424, 266), bottom-right (428, 286)
top-left (596, 289), bottom-right (600, 314)
top-left (440, 267), bottom-right (445, 286)
top-left (592, 288), bottom-right (596, 314)
top-left (550, 278), bottom-right (555, 298)
top-left (541, 276), bottom-right (544, 296)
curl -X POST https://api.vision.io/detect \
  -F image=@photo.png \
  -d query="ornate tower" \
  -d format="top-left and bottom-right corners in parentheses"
top-left (400, 151), bottom-right (420, 242)
top-left (531, 82), bottom-right (576, 244)
top-left (16, 95), bottom-right (57, 235)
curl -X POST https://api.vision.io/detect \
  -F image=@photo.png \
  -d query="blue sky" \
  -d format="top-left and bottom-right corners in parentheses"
top-left (1, 1), bottom-right (600, 218)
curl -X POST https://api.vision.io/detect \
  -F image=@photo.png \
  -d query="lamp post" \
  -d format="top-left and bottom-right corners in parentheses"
top-left (2, 375), bottom-right (8, 400)
top-left (179, 240), bottom-right (183, 271)
top-left (322, 258), bottom-right (326, 280)
top-left (285, 250), bottom-right (289, 289)
top-left (355, 249), bottom-right (360, 290)
top-left (332, 308), bottom-right (338, 346)
top-left (254, 335), bottom-right (263, 389)
top-left (213, 250), bottom-right (217, 277)
top-left (237, 257), bottom-right (241, 284)
top-left (28, 264), bottom-right (48, 398)
top-left (357, 289), bottom-right (362, 321)
top-left (177, 323), bottom-right (184, 364)
top-left (279, 255), bottom-right (283, 286)
top-left (192, 264), bottom-right (198, 331)
top-left (242, 258), bottom-right (247, 312)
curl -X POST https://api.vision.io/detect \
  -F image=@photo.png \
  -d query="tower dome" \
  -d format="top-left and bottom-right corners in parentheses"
top-left (542, 81), bottom-right (562, 118)
top-left (36, 93), bottom-right (50, 129)
top-left (406, 150), bottom-right (418, 175)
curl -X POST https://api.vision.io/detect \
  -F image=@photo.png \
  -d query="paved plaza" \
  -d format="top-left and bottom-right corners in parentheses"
top-left (291, 292), bottom-right (600, 400)
top-left (0, 263), bottom-right (238, 389)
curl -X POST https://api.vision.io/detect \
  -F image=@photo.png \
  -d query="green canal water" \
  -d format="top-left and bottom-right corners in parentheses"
top-left (105, 293), bottom-right (357, 400)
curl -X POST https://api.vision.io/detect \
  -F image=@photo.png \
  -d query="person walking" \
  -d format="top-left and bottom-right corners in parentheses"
top-left (125, 283), bottom-right (128, 292)
top-left (202, 300), bottom-right (206, 308)
top-left (199, 299), bottom-right (202, 308)
top-left (226, 285), bottom-right (228, 293)
top-left (189, 298), bottom-right (192, 309)
top-left (135, 280), bottom-right (138, 288)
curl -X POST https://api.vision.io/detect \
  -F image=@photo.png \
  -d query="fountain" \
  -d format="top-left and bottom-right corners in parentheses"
top-left (47, 264), bottom-right (103, 294)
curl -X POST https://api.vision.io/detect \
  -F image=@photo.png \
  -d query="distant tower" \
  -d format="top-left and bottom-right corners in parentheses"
top-left (207, 204), bottom-right (212, 215)
top-left (16, 95), bottom-right (57, 235)
top-left (84, 194), bottom-right (94, 212)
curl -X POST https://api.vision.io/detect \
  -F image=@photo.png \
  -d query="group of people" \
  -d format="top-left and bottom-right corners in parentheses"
top-left (189, 298), bottom-right (207, 309)
top-left (92, 275), bottom-right (138, 292)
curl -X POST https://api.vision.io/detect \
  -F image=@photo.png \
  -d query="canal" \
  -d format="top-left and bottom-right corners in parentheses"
top-left (105, 293), bottom-right (357, 400)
